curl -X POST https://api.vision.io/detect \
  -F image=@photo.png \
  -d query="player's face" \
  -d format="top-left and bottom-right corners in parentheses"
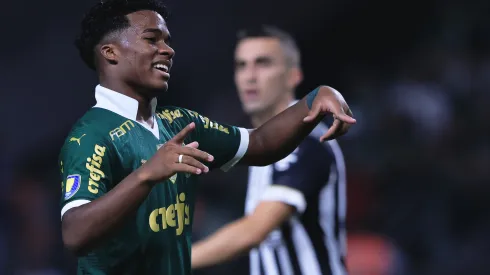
top-left (234, 38), bottom-right (292, 115)
top-left (116, 10), bottom-right (174, 94)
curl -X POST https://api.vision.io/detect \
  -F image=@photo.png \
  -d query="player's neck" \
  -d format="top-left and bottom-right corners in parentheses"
top-left (99, 79), bottom-right (155, 123)
top-left (250, 94), bottom-right (294, 128)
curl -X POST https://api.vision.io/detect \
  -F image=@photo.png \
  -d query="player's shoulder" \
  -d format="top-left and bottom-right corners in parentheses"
top-left (156, 105), bottom-right (195, 115)
top-left (274, 123), bottom-right (338, 170)
top-left (60, 108), bottom-right (118, 155)
top-left (71, 107), bottom-right (131, 133)
top-left (272, 134), bottom-right (337, 178)
top-left (156, 105), bottom-right (200, 124)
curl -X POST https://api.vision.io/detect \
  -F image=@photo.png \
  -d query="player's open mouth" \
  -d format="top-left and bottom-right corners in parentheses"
top-left (245, 89), bottom-right (259, 100)
top-left (152, 62), bottom-right (170, 79)
top-left (153, 63), bottom-right (169, 72)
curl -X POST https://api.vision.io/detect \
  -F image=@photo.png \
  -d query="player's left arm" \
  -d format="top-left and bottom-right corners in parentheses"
top-left (241, 85), bottom-right (355, 166)
top-left (192, 201), bottom-right (294, 269)
top-left (176, 86), bottom-right (353, 173)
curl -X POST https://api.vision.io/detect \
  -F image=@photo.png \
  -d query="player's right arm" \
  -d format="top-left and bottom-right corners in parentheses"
top-left (60, 123), bottom-right (210, 256)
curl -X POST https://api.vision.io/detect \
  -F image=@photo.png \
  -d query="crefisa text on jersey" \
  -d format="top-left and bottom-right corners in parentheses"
top-left (86, 144), bottom-right (106, 194)
top-left (148, 192), bottom-right (191, 236)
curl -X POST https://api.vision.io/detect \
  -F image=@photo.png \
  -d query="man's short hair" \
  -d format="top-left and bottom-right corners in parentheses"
top-left (75, 0), bottom-right (168, 70)
top-left (236, 25), bottom-right (301, 68)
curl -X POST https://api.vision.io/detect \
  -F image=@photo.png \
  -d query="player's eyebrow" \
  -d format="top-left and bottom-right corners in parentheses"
top-left (255, 56), bottom-right (273, 64)
top-left (142, 28), bottom-right (163, 34)
top-left (142, 28), bottom-right (171, 42)
top-left (234, 59), bottom-right (245, 68)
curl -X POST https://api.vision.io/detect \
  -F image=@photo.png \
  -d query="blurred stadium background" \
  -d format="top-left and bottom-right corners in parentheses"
top-left (0, 0), bottom-right (489, 274)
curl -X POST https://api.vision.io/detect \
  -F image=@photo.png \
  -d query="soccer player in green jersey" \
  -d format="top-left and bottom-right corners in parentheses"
top-left (59, 0), bottom-right (356, 274)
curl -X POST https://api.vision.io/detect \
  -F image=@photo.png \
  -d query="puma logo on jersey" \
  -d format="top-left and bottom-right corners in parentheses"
top-left (69, 134), bottom-right (86, 145)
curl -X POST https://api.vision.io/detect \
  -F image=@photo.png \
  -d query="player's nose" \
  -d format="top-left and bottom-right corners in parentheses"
top-left (242, 66), bottom-right (258, 84)
top-left (158, 44), bottom-right (175, 59)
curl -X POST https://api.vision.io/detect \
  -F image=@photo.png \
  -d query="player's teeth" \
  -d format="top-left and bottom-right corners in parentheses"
top-left (153, 64), bottom-right (168, 72)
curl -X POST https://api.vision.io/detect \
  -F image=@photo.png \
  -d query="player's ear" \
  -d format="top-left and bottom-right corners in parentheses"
top-left (286, 66), bottom-right (303, 89)
top-left (99, 44), bottom-right (119, 65)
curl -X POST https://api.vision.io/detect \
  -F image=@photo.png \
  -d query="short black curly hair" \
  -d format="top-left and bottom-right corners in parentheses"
top-left (75, 0), bottom-right (168, 70)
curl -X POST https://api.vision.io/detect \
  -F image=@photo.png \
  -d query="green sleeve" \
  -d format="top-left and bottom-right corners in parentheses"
top-left (175, 108), bottom-right (249, 171)
top-left (59, 128), bottom-right (116, 217)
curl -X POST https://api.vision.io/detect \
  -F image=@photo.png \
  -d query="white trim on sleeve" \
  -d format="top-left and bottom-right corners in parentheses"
top-left (261, 185), bottom-right (307, 214)
top-left (61, 199), bottom-right (91, 220)
top-left (221, 127), bottom-right (250, 172)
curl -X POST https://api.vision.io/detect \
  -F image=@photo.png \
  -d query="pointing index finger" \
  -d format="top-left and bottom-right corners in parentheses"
top-left (172, 122), bottom-right (196, 143)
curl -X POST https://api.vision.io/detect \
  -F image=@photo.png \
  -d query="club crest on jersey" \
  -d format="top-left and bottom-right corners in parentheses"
top-left (65, 174), bottom-right (81, 200)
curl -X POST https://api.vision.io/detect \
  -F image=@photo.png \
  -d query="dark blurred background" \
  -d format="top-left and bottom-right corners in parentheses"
top-left (1, 0), bottom-right (489, 274)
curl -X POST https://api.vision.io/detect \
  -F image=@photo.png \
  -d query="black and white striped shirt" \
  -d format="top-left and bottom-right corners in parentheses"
top-left (245, 122), bottom-right (347, 275)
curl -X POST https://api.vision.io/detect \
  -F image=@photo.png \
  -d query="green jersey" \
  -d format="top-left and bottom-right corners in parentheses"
top-left (59, 85), bottom-right (249, 275)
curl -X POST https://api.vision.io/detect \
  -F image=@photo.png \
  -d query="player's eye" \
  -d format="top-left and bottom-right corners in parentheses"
top-left (256, 57), bottom-right (272, 67)
top-left (144, 37), bottom-right (157, 43)
top-left (164, 36), bottom-right (172, 46)
top-left (235, 61), bottom-right (246, 70)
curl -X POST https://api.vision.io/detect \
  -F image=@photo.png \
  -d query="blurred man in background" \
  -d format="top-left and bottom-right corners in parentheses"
top-left (192, 26), bottom-right (348, 275)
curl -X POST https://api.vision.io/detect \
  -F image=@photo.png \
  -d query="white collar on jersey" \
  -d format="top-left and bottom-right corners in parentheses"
top-left (93, 85), bottom-right (160, 139)
top-left (93, 84), bottom-right (158, 120)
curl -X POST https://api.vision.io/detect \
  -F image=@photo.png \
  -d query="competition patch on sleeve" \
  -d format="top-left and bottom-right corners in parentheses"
top-left (65, 174), bottom-right (81, 200)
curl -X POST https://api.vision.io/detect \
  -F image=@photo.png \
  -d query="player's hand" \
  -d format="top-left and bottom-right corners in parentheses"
top-left (137, 122), bottom-right (214, 184)
top-left (303, 86), bottom-right (356, 141)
